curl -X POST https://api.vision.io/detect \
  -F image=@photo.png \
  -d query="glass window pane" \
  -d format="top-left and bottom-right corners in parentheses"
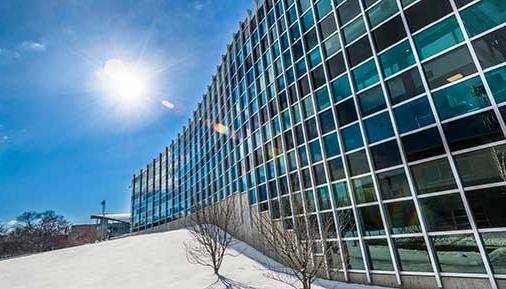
top-left (345, 240), bottom-right (365, 269)
top-left (347, 150), bottom-right (370, 176)
top-left (343, 17), bottom-right (366, 44)
top-left (309, 139), bottom-right (323, 162)
top-left (342, 124), bottom-right (364, 151)
top-left (323, 33), bottom-right (341, 57)
top-left (411, 158), bottom-right (457, 194)
top-left (460, 0), bottom-right (506, 37)
top-left (352, 59), bottom-right (380, 91)
top-left (338, 0), bottom-right (360, 25)
top-left (443, 110), bottom-right (504, 151)
top-left (364, 112), bottom-right (394, 144)
top-left (387, 67), bottom-right (425, 105)
top-left (402, 127), bottom-right (444, 162)
top-left (372, 16), bottom-right (406, 52)
top-left (301, 11), bottom-right (315, 32)
top-left (367, 0), bottom-right (398, 28)
top-left (308, 48), bottom-right (322, 68)
top-left (466, 186), bottom-right (506, 229)
top-left (482, 232), bottom-right (506, 274)
top-left (422, 46), bottom-right (477, 89)
top-left (315, 87), bottom-right (331, 111)
top-left (331, 74), bottom-right (352, 102)
top-left (333, 182), bottom-right (350, 207)
top-left (455, 144), bottom-right (506, 187)
top-left (394, 96), bottom-right (435, 134)
top-left (352, 175), bottom-right (376, 203)
top-left (317, 186), bottom-right (333, 210)
top-left (370, 140), bottom-right (402, 170)
top-left (305, 29), bottom-right (319, 51)
top-left (326, 52), bottom-right (346, 79)
top-left (358, 85), bottom-right (386, 117)
top-left (378, 168), bottom-right (411, 200)
top-left (336, 98), bottom-right (358, 126)
top-left (386, 200), bottom-right (421, 234)
top-left (485, 65), bottom-right (506, 104)
top-left (339, 209), bottom-right (359, 238)
top-left (359, 205), bottom-right (385, 236)
top-left (472, 26), bottom-right (506, 69)
top-left (431, 234), bottom-right (486, 273)
top-left (328, 157), bottom-right (346, 181)
top-left (395, 237), bottom-right (433, 272)
top-left (316, 0), bottom-right (332, 20)
top-left (379, 40), bottom-right (416, 78)
top-left (405, 0), bottom-right (452, 33)
top-left (366, 239), bottom-right (394, 271)
top-left (323, 133), bottom-right (340, 157)
top-left (432, 76), bottom-right (490, 121)
top-left (420, 194), bottom-right (470, 231)
top-left (320, 110), bottom-right (336, 134)
top-left (347, 36), bottom-right (373, 68)
top-left (413, 16), bottom-right (464, 60)
top-left (319, 13), bottom-right (338, 39)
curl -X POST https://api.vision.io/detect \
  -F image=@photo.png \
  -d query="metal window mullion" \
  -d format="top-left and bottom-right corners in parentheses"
top-left (394, 1), bottom-right (499, 289)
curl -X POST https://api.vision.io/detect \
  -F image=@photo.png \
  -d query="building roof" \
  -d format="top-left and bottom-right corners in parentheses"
top-left (90, 213), bottom-right (130, 224)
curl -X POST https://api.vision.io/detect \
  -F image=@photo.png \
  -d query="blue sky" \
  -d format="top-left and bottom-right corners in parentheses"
top-left (0, 0), bottom-right (252, 224)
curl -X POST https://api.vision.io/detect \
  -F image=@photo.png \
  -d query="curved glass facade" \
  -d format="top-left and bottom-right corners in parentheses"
top-left (131, 0), bottom-right (506, 288)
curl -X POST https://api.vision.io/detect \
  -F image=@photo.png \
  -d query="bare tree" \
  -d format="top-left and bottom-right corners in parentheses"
top-left (184, 197), bottom-right (241, 275)
top-left (252, 204), bottom-right (352, 289)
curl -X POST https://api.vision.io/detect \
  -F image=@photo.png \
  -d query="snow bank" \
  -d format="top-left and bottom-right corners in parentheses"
top-left (0, 229), bottom-right (391, 289)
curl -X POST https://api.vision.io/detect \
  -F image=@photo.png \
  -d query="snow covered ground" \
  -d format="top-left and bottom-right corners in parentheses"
top-left (0, 229), bottom-right (391, 289)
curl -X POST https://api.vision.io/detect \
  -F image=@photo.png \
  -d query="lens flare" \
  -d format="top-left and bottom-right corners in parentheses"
top-left (213, 123), bottom-right (229, 135)
top-left (161, 100), bottom-right (175, 110)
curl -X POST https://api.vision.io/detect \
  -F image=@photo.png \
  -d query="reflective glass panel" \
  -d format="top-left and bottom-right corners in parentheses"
top-left (378, 168), bottom-right (411, 200)
top-left (420, 194), bottom-right (470, 231)
top-left (342, 124), bottom-right (364, 151)
top-left (333, 182), bottom-right (350, 207)
top-left (485, 65), bottom-right (506, 104)
top-left (359, 205), bottom-right (385, 236)
top-left (386, 200), bottom-right (421, 234)
top-left (347, 150), bottom-right (370, 176)
top-left (455, 144), bottom-right (506, 187)
top-left (370, 140), bottom-right (402, 170)
top-left (379, 40), bottom-right (416, 78)
top-left (323, 133), bottom-right (340, 158)
top-left (367, 0), bottom-right (398, 28)
top-left (411, 158), bottom-right (457, 194)
top-left (482, 232), bottom-right (506, 274)
top-left (466, 186), bottom-right (506, 229)
top-left (345, 240), bottom-right (365, 269)
top-left (402, 127), bottom-right (444, 162)
top-left (460, 0), bottom-right (506, 37)
top-left (352, 175), bottom-right (376, 204)
top-left (366, 239), bottom-right (394, 271)
top-left (364, 112), bottom-right (394, 144)
top-left (395, 237), bottom-right (433, 272)
top-left (352, 59), bottom-right (380, 91)
top-left (394, 96), bottom-right (435, 134)
top-left (331, 75), bottom-right (352, 102)
top-left (473, 26), bottom-right (506, 69)
top-left (358, 85), bottom-right (386, 117)
top-left (432, 234), bottom-right (486, 273)
top-left (413, 16), bottom-right (464, 60)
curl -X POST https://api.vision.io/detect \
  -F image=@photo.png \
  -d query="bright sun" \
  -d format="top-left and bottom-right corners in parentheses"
top-left (96, 59), bottom-right (150, 108)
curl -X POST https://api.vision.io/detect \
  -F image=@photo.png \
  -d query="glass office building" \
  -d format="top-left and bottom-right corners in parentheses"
top-left (131, 0), bottom-right (506, 288)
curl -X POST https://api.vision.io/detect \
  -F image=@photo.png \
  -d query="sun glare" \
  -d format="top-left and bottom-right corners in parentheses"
top-left (96, 59), bottom-right (150, 109)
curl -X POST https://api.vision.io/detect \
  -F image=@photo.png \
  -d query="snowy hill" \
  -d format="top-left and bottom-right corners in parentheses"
top-left (0, 229), bottom-right (391, 289)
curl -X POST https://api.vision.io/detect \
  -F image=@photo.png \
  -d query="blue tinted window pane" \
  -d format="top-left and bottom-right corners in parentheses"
top-left (461, 0), bottom-right (506, 37)
top-left (301, 11), bottom-right (315, 32)
top-left (379, 40), bottom-right (415, 77)
top-left (309, 140), bottom-right (323, 162)
top-left (394, 96), bottom-right (435, 134)
top-left (432, 76), bottom-right (490, 120)
top-left (367, 0), bottom-right (399, 28)
top-left (414, 16), bottom-right (464, 60)
top-left (358, 85), bottom-right (386, 116)
top-left (324, 133), bottom-right (341, 157)
top-left (352, 59), bottom-right (380, 91)
top-left (309, 48), bottom-right (322, 68)
top-left (331, 75), bottom-right (352, 102)
top-left (485, 66), bottom-right (506, 104)
top-left (343, 17), bottom-right (366, 44)
top-left (364, 112), bottom-right (394, 143)
top-left (315, 87), bottom-right (331, 111)
top-left (342, 124), bottom-right (364, 151)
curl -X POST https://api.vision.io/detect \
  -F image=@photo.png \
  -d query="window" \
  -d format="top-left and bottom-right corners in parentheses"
top-left (420, 194), bottom-right (470, 231)
top-left (313, 163), bottom-right (327, 185)
top-left (331, 74), bottom-right (352, 102)
top-left (411, 158), bottom-right (457, 194)
top-left (466, 186), bottom-right (506, 228)
top-left (316, 0), bottom-right (332, 20)
top-left (358, 85), bottom-right (386, 117)
top-left (304, 29), bottom-right (319, 51)
top-left (333, 182), bottom-right (350, 207)
top-left (309, 139), bottom-right (323, 162)
top-left (405, 0), bottom-right (452, 33)
top-left (317, 186), bottom-right (332, 210)
top-left (338, 0), bottom-right (360, 25)
top-left (379, 40), bottom-right (416, 78)
top-left (367, 0), bottom-right (398, 28)
top-left (312, 66), bottom-right (326, 89)
top-left (395, 237), bottom-right (432, 272)
top-left (372, 16), bottom-right (407, 52)
top-left (455, 145), bottom-right (506, 187)
top-left (347, 150), bottom-right (370, 176)
top-left (323, 33), bottom-right (341, 58)
top-left (352, 175), bottom-right (376, 203)
top-left (319, 13), bottom-right (338, 39)
top-left (343, 17), bottom-right (366, 45)
top-left (305, 190), bottom-right (317, 212)
top-left (342, 124), bottom-right (364, 151)
top-left (364, 112), bottom-right (394, 144)
top-left (366, 239), bottom-right (394, 271)
top-left (306, 118), bottom-right (318, 140)
top-left (472, 26), bottom-right (506, 69)
top-left (328, 157), bottom-right (346, 181)
top-left (394, 96), bottom-right (435, 134)
top-left (432, 76), bottom-right (489, 121)
top-left (387, 68), bottom-right (425, 105)
top-left (443, 110), bottom-right (504, 151)
top-left (370, 140), bottom-right (402, 170)
top-left (359, 205), bottom-right (385, 236)
top-left (319, 110), bottom-right (335, 135)
top-left (378, 168), bottom-right (411, 200)
top-left (326, 52), bottom-right (346, 79)
top-left (301, 11), bottom-right (315, 32)
top-left (315, 87), bottom-right (331, 111)
top-left (413, 16), bottom-right (464, 60)
top-left (345, 240), bottom-right (364, 268)
top-left (485, 65), bottom-right (506, 104)
top-left (323, 133), bottom-right (340, 157)
top-left (336, 98), bottom-right (358, 126)
top-left (347, 36), bottom-right (372, 68)
top-left (432, 234), bottom-right (485, 273)
top-left (460, 0), bottom-right (506, 37)
top-left (422, 46), bottom-right (477, 89)
top-left (482, 232), bottom-right (506, 274)
top-left (308, 48), bottom-right (322, 69)
top-left (402, 127), bottom-right (444, 162)
top-left (352, 59), bottom-right (380, 91)
top-left (387, 200), bottom-right (421, 234)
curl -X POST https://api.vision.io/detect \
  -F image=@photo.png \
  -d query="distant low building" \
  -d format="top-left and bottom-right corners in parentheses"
top-left (67, 224), bottom-right (98, 246)
top-left (90, 214), bottom-right (130, 240)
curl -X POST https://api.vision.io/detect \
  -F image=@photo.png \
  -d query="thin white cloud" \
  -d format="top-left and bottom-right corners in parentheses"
top-left (20, 41), bottom-right (46, 52)
top-left (193, 1), bottom-right (204, 10)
